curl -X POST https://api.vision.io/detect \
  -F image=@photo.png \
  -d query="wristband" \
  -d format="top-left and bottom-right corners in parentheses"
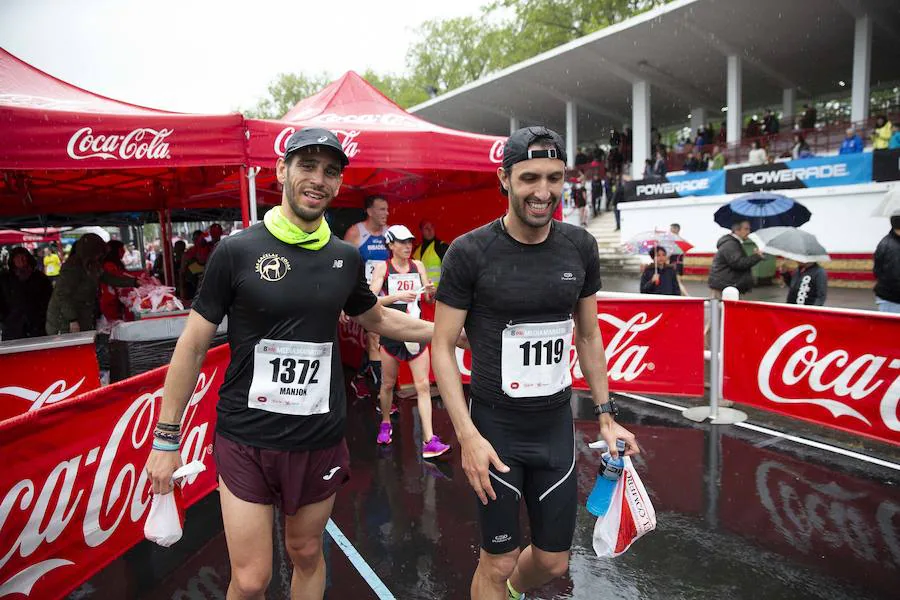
top-left (152, 439), bottom-right (181, 452)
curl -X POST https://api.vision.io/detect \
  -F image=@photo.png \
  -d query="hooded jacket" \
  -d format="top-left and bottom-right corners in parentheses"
top-left (708, 233), bottom-right (763, 293)
top-left (874, 229), bottom-right (900, 303)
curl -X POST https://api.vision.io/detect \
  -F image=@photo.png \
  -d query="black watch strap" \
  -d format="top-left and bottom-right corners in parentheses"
top-left (593, 399), bottom-right (618, 417)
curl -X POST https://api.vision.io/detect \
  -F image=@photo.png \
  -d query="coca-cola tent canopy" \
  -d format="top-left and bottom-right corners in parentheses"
top-left (0, 228), bottom-right (62, 245)
top-left (0, 48), bottom-right (247, 218)
top-left (243, 71), bottom-right (506, 217)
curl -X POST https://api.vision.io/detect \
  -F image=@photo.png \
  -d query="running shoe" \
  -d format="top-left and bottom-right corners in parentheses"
top-left (376, 422), bottom-right (392, 445)
top-left (422, 436), bottom-right (451, 459)
top-left (506, 580), bottom-right (525, 600)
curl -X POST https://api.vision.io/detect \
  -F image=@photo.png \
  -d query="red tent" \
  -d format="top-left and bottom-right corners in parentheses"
top-left (0, 228), bottom-right (62, 245)
top-left (242, 72), bottom-right (508, 239)
top-left (0, 48), bottom-right (247, 218)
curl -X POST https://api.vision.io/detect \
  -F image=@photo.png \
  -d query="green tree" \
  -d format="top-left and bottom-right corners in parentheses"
top-left (243, 72), bottom-right (332, 119)
top-left (361, 69), bottom-right (431, 110)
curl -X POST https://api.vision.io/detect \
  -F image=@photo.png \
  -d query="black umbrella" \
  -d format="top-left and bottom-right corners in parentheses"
top-left (714, 192), bottom-right (811, 231)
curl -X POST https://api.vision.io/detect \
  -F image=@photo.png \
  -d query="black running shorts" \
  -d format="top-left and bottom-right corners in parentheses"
top-left (469, 399), bottom-right (577, 555)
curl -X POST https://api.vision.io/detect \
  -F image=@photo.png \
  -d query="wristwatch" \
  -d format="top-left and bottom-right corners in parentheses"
top-left (593, 399), bottom-right (619, 418)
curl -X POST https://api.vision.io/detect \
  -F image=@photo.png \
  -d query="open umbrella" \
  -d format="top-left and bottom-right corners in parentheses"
top-left (748, 226), bottom-right (830, 263)
top-left (714, 192), bottom-right (811, 231)
top-left (871, 186), bottom-right (900, 217)
top-left (622, 230), bottom-right (694, 257)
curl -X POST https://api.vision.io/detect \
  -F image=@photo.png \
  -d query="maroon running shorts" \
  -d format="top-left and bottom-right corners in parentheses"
top-left (213, 432), bottom-right (350, 515)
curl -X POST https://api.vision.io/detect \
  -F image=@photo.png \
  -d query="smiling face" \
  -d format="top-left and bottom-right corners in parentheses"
top-left (276, 146), bottom-right (344, 224)
top-left (367, 198), bottom-right (389, 228)
top-left (497, 143), bottom-right (564, 229)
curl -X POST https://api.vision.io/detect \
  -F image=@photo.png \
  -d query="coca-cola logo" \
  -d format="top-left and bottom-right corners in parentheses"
top-left (757, 324), bottom-right (900, 428)
top-left (337, 319), bottom-right (365, 350)
top-left (273, 127), bottom-right (361, 159)
top-left (0, 378), bottom-right (86, 412)
top-left (66, 127), bottom-right (173, 161)
top-left (309, 112), bottom-right (427, 129)
top-left (0, 369), bottom-right (217, 596)
top-left (489, 140), bottom-right (505, 164)
top-left (756, 460), bottom-right (900, 565)
top-left (572, 312), bottom-right (661, 382)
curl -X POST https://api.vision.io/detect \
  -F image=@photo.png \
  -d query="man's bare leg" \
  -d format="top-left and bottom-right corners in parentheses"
top-left (508, 545), bottom-right (570, 595)
top-left (471, 549), bottom-right (519, 600)
top-left (284, 494), bottom-right (337, 600)
top-left (219, 478), bottom-right (274, 600)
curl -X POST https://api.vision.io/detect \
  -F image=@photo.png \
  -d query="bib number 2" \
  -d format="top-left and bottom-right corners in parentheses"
top-left (248, 339), bottom-right (333, 415)
top-left (501, 319), bottom-right (573, 398)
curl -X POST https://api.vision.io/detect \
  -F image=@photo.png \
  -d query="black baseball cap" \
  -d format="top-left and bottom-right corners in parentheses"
top-left (283, 127), bottom-right (350, 167)
top-left (502, 126), bottom-right (567, 170)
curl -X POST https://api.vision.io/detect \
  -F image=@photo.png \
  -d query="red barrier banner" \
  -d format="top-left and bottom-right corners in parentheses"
top-left (722, 301), bottom-right (900, 446)
top-left (0, 345), bottom-right (228, 600)
top-left (456, 297), bottom-right (706, 397)
top-left (719, 435), bottom-right (900, 596)
top-left (0, 335), bottom-right (100, 421)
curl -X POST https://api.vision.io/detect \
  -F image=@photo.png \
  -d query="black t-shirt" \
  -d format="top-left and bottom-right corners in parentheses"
top-left (436, 218), bottom-right (602, 411)
top-left (192, 223), bottom-right (377, 451)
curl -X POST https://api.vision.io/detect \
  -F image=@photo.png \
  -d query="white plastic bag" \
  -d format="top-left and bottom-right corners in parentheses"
top-left (592, 456), bottom-right (656, 557)
top-left (144, 461), bottom-right (206, 547)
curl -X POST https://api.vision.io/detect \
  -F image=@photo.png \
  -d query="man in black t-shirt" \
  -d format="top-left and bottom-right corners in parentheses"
top-left (431, 127), bottom-right (640, 600)
top-left (145, 128), bottom-right (435, 600)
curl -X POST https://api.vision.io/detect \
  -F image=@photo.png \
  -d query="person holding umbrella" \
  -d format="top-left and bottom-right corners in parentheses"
top-left (708, 219), bottom-right (764, 298)
top-left (640, 246), bottom-right (682, 296)
top-left (748, 226), bottom-right (831, 306)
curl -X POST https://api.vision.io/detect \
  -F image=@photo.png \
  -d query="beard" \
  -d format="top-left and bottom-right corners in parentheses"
top-left (508, 187), bottom-right (560, 229)
top-left (284, 176), bottom-right (332, 223)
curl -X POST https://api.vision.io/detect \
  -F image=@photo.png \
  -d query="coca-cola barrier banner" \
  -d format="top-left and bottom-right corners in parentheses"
top-left (719, 435), bottom-right (900, 596)
top-left (457, 297), bottom-right (706, 397)
top-left (723, 301), bottom-right (900, 446)
top-left (0, 345), bottom-right (228, 600)
top-left (0, 337), bottom-right (100, 422)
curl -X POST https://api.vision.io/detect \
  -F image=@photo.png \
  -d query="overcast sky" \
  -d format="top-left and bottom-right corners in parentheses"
top-left (0, 0), bottom-right (486, 114)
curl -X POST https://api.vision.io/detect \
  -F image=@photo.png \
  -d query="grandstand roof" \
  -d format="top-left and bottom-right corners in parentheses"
top-left (409, 0), bottom-right (900, 139)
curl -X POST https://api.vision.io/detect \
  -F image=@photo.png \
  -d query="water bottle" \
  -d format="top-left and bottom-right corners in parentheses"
top-left (587, 440), bottom-right (626, 517)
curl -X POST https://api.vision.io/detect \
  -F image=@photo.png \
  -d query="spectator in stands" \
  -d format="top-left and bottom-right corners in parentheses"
top-left (208, 223), bottom-right (224, 249)
top-left (782, 261), bottom-right (827, 306)
top-left (707, 123), bottom-right (718, 142)
top-left (651, 127), bottom-right (662, 152)
top-left (710, 145), bottom-right (725, 170)
top-left (575, 147), bottom-right (590, 166)
top-left (717, 122), bottom-right (727, 145)
top-left (694, 127), bottom-right (707, 148)
top-left (607, 145), bottom-right (624, 176)
top-left (708, 219), bottom-right (764, 298)
top-left (0, 247), bottom-right (53, 340)
top-left (873, 214), bottom-right (900, 313)
top-left (683, 149), bottom-right (701, 172)
top-left (872, 115), bottom-right (893, 151)
top-left (745, 116), bottom-right (761, 139)
top-left (839, 127), bottom-right (864, 154)
top-left (643, 159), bottom-right (654, 179)
top-left (748, 140), bottom-right (767, 166)
top-left (890, 124), bottom-right (900, 150)
top-left (763, 109), bottom-right (780, 136)
top-left (669, 223), bottom-right (684, 275)
top-left (609, 129), bottom-right (621, 148)
top-left (640, 247), bottom-right (682, 296)
top-left (652, 149), bottom-right (667, 177)
top-left (800, 104), bottom-right (817, 130)
top-left (610, 175), bottom-right (624, 231)
top-left (590, 157), bottom-right (607, 214)
top-left (791, 133), bottom-right (812, 159)
top-left (701, 151), bottom-right (711, 171)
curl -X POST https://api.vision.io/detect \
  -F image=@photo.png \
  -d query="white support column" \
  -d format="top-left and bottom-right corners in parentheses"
top-left (631, 80), bottom-right (651, 180)
top-left (565, 100), bottom-right (577, 169)
top-left (782, 88), bottom-right (796, 125)
top-left (726, 55), bottom-right (742, 145)
top-left (851, 14), bottom-right (872, 124)
top-left (509, 116), bottom-right (519, 135)
top-left (690, 108), bottom-right (708, 137)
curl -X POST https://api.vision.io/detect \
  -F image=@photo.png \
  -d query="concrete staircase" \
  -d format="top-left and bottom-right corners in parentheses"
top-left (585, 211), bottom-right (643, 276)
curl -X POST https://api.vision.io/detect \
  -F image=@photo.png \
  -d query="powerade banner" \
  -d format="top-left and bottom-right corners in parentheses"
top-left (624, 170), bottom-right (725, 202)
top-left (873, 148), bottom-right (900, 182)
top-left (726, 152), bottom-right (872, 193)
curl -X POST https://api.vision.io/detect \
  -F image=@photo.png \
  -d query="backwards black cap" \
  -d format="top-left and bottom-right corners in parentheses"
top-left (283, 127), bottom-right (350, 167)
top-left (502, 126), bottom-right (567, 170)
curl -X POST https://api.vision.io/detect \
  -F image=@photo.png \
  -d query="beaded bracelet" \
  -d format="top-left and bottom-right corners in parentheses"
top-left (155, 421), bottom-right (181, 432)
top-left (153, 430), bottom-right (181, 443)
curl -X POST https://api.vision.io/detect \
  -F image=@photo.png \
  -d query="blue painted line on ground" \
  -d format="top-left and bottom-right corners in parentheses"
top-left (325, 518), bottom-right (396, 599)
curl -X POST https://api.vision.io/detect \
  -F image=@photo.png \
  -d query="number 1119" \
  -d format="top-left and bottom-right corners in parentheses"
top-left (519, 339), bottom-right (564, 366)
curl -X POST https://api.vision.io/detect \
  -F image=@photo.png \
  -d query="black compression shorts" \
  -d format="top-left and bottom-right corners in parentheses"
top-left (469, 399), bottom-right (577, 555)
top-left (379, 336), bottom-right (427, 362)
